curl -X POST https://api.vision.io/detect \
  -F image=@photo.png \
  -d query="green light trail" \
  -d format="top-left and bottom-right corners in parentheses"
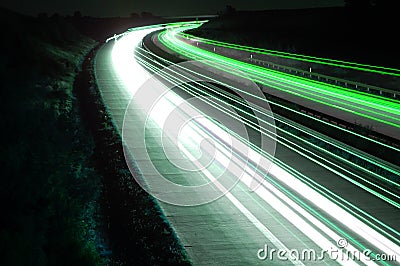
top-left (158, 28), bottom-right (400, 152)
top-left (139, 33), bottom-right (400, 180)
top-left (144, 46), bottom-right (399, 171)
top-left (166, 26), bottom-right (400, 110)
top-left (180, 31), bottom-right (400, 77)
top-left (159, 28), bottom-right (400, 130)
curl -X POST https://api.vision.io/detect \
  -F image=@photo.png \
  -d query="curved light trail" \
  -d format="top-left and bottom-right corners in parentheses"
top-left (180, 31), bottom-right (400, 77)
top-left (99, 21), bottom-right (400, 265)
top-left (158, 26), bottom-right (400, 132)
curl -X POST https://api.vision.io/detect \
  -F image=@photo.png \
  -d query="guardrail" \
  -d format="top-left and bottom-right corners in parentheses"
top-left (247, 57), bottom-right (399, 100)
top-left (179, 34), bottom-right (399, 100)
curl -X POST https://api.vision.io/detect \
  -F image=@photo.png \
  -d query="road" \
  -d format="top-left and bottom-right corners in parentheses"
top-left (95, 23), bottom-right (400, 265)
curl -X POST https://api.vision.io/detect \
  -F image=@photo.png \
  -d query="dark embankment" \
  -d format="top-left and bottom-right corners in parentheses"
top-left (0, 6), bottom-right (190, 265)
top-left (188, 7), bottom-right (399, 68)
top-left (74, 45), bottom-right (191, 265)
top-left (0, 7), bottom-right (101, 265)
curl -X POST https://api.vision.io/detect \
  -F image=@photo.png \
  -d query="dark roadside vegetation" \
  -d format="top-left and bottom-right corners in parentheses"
top-left (188, 3), bottom-right (399, 69)
top-left (0, 6), bottom-right (190, 265)
top-left (0, 7), bottom-right (99, 265)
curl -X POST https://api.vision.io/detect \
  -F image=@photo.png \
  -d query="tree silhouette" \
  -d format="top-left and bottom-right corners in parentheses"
top-left (130, 12), bottom-right (140, 19)
top-left (225, 5), bottom-right (236, 14)
top-left (217, 5), bottom-right (237, 16)
top-left (73, 10), bottom-right (82, 19)
top-left (37, 12), bottom-right (48, 19)
top-left (141, 11), bottom-right (153, 19)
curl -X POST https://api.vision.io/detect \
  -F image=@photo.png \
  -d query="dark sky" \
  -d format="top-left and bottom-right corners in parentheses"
top-left (1, 0), bottom-right (344, 17)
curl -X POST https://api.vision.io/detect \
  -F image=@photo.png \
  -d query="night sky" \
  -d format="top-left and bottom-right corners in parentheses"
top-left (2, 0), bottom-right (344, 17)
